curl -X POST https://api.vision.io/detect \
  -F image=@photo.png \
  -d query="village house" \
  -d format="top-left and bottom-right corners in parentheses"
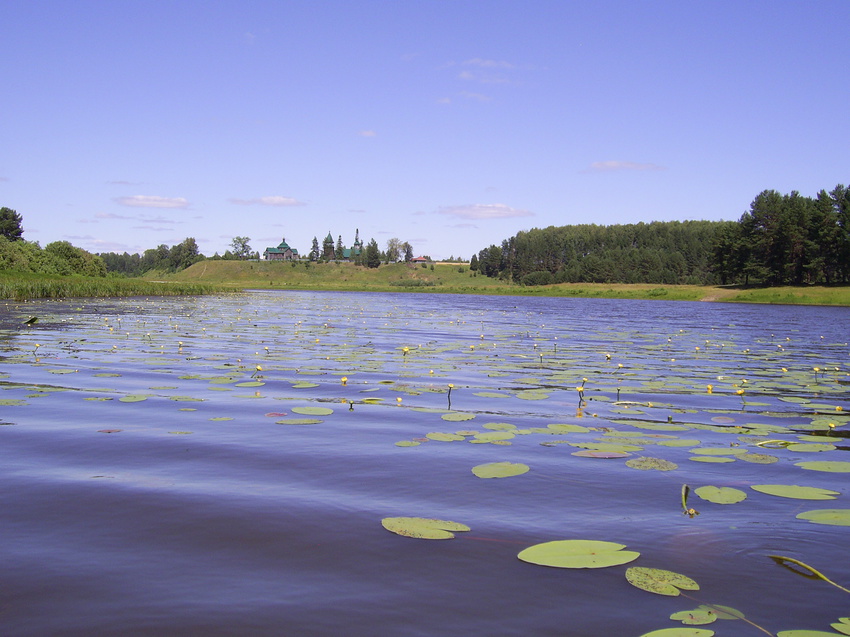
top-left (263, 239), bottom-right (300, 261)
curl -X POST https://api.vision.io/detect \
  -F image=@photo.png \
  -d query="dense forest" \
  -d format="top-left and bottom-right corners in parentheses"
top-left (474, 184), bottom-right (850, 286)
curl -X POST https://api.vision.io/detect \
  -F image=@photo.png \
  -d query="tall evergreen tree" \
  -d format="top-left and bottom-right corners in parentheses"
top-left (0, 207), bottom-right (24, 241)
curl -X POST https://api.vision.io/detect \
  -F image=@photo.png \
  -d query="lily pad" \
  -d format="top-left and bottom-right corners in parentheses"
top-left (518, 539), bottom-right (640, 569)
top-left (381, 517), bottom-right (470, 540)
top-left (670, 608), bottom-right (718, 625)
top-left (441, 412), bottom-right (476, 422)
top-left (751, 484), bottom-right (840, 500)
top-left (694, 486), bottom-right (747, 504)
top-left (292, 406), bottom-right (334, 416)
top-left (626, 567), bottom-right (700, 596)
top-left (796, 509), bottom-right (850, 526)
top-left (471, 461), bottom-right (529, 479)
top-left (275, 418), bottom-right (323, 425)
top-left (626, 457), bottom-right (678, 471)
top-left (795, 460), bottom-right (850, 473)
top-left (639, 630), bottom-right (714, 637)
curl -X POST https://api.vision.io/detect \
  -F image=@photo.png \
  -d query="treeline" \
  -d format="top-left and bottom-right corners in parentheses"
top-left (712, 186), bottom-right (850, 285)
top-left (475, 183), bottom-right (850, 287)
top-left (0, 237), bottom-right (107, 277)
top-left (99, 237), bottom-right (204, 276)
top-left (474, 220), bottom-right (721, 285)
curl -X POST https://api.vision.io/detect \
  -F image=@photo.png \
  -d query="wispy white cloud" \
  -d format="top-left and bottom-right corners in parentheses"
top-left (460, 91), bottom-right (491, 102)
top-left (228, 196), bottom-right (306, 206)
top-left (96, 212), bottom-right (133, 220)
top-left (358, 130), bottom-right (376, 137)
top-left (463, 58), bottom-right (517, 70)
top-left (114, 195), bottom-right (190, 208)
top-left (436, 203), bottom-right (533, 220)
top-left (106, 180), bottom-right (142, 186)
top-left (584, 161), bottom-right (666, 173)
top-left (0, 176), bottom-right (9, 182)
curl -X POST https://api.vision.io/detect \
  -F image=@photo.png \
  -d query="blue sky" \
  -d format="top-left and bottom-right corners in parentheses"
top-left (3, 1), bottom-right (849, 260)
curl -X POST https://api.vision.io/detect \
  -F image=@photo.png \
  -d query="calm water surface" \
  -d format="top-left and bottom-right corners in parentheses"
top-left (0, 292), bottom-right (848, 636)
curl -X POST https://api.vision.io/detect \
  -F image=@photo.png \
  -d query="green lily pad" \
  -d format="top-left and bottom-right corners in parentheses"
top-left (275, 418), bottom-right (323, 425)
top-left (776, 630), bottom-right (848, 637)
top-left (426, 432), bottom-right (466, 442)
top-left (751, 484), bottom-right (840, 500)
top-left (639, 629), bottom-right (715, 637)
top-left (796, 509), bottom-right (850, 526)
top-left (547, 423), bottom-right (591, 433)
top-left (471, 461), bottom-right (529, 479)
top-left (292, 406), bottom-right (334, 416)
top-left (441, 412), bottom-right (476, 422)
top-left (626, 457), bottom-right (678, 471)
top-left (119, 395), bottom-right (148, 402)
top-left (573, 450), bottom-right (631, 458)
top-left (831, 618), bottom-right (850, 636)
top-left (395, 440), bottom-right (421, 447)
top-left (795, 461), bottom-right (850, 473)
top-left (292, 382), bottom-right (319, 388)
top-left (737, 453), bottom-right (779, 464)
top-left (670, 608), bottom-right (718, 625)
top-left (518, 539), bottom-right (640, 569)
top-left (689, 456), bottom-right (736, 463)
top-left (473, 431), bottom-right (515, 442)
top-left (381, 517), bottom-right (470, 540)
top-left (234, 381), bottom-right (265, 388)
top-left (694, 486), bottom-right (747, 504)
top-left (626, 567), bottom-right (700, 596)
top-left (690, 447), bottom-right (747, 456)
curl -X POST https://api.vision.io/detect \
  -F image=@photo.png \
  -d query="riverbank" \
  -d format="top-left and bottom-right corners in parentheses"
top-left (0, 271), bottom-right (226, 300)
top-left (156, 260), bottom-right (850, 305)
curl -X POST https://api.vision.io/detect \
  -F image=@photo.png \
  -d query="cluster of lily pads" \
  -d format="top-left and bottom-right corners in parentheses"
top-left (2, 293), bottom-right (849, 635)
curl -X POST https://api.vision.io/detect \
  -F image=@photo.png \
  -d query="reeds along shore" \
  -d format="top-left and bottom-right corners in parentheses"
top-left (0, 275), bottom-right (224, 300)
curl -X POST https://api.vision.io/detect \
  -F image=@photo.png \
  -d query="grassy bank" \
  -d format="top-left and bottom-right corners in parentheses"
top-left (158, 260), bottom-right (850, 305)
top-left (0, 271), bottom-right (227, 300)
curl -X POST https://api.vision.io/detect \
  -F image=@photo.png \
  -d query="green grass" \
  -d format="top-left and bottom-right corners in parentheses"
top-left (0, 271), bottom-right (226, 300)
top-left (4, 262), bottom-right (848, 305)
top-left (158, 260), bottom-right (850, 305)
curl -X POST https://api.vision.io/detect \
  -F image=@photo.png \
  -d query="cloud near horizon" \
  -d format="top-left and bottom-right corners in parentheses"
top-left (584, 160), bottom-right (666, 173)
top-left (114, 195), bottom-right (190, 208)
top-left (228, 196), bottom-right (306, 206)
top-left (436, 203), bottom-right (533, 220)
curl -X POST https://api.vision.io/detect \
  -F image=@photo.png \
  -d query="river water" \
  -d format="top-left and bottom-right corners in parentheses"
top-left (0, 291), bottom-right (848, 636)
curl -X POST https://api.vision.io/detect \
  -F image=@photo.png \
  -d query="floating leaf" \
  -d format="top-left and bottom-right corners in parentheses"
top-left (796, 509), bottom-right (850, 526)
top-left (471, 461), bottom-right (529, 479)
top-left (572, 450), bottom-right (630, 458)
top-left (292, 406), bottom-right (334, 416)
top-left (751, 484), bottom-right (840, 500)
top-left (690, 447), bottom-right (747, 456)
top-left (796, 461), bottom-right (850, 473)
top-left (690, 456), bottom-right (736, 463)
top-left (234, 381), bottom-right (265, 388)
top-left (395, 440), bottom-right (420, 447)
top-left (737, 452), bottom-right (779, 464)
top-left (119, 395), bottom-right (148, 403)
top-left (831, 618), bottom-right (850, 636)
top-left (694, 486), bottom-right (747, 504)
top-left (426, 432), bottom-right (465, 442)
top-left (639, 629), bottom-right (715, 637)
top-left (275, 418), bottom-right (323, 425)
top-left (518, 539), bottom-right (640, 569)
top-left (441, 412), bottom-right (476, 422)
top-left (626, 567), bottom-right (700, 596)
top-left (626, 457), bottom-right (678, 471)
top-left (776, 630), bottom-right (848, 637)
top-left (381, 517), bottom-right (469, 540)
top-left (670, 608), bottom-right (718, 625)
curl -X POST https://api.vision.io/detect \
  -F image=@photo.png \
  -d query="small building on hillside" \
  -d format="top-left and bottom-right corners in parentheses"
top-left (263, 239), bottom-right (300, 261)
top-left (411, 256), bottom-right (429, 264)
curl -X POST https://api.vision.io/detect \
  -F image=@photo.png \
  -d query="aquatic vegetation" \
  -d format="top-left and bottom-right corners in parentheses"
top-left (0, 291), bottom-right (848, 634)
